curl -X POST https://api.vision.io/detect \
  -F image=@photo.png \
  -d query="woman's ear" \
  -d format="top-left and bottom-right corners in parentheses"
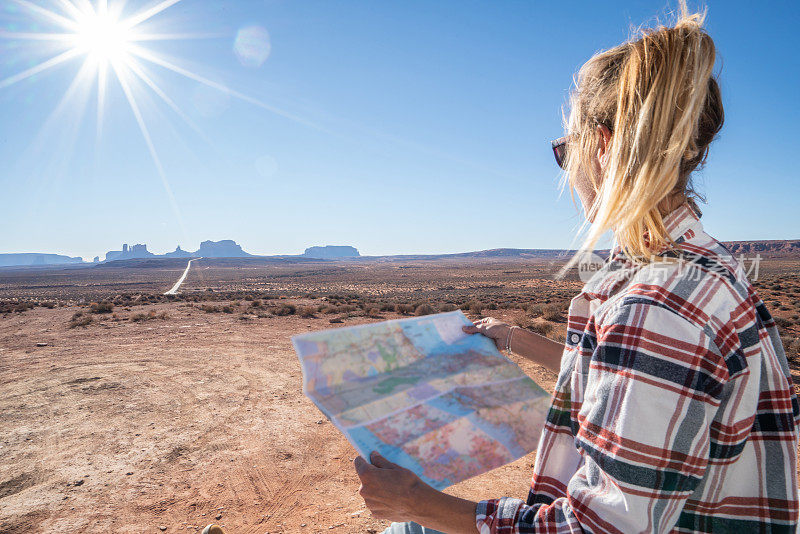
top-left (596, 124), bottom-right (612, 166)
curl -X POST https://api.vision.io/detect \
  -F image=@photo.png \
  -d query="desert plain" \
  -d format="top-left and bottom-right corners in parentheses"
top-left (1, 256), bottom-right (799, 533)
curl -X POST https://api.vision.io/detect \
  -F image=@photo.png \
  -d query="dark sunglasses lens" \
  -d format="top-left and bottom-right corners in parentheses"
top-left (552, 142), bottom-right (567, 169)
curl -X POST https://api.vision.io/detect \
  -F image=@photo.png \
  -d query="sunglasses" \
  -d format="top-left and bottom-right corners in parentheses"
top-left (551, 136), bottom-right (568, 169)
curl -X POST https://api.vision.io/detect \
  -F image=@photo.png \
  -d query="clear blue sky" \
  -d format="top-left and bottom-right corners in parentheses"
top-left (1, 0), bottom-right (798, 260)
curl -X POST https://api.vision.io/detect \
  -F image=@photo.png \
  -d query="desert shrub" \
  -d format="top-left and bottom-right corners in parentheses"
top-left (250, 299), bottom-right (262, 308)
top-left (774, 317), bottom-right (791, 329)
top-left (782, 336), bottom-right (800, 355)
top-left (415, 303), bottom-right (435, 316)
top-left (468, 301), bottom-right (484, 315)
top-left (270, 304), bottom-right (297, 316)
top-left (439, 303), bottom-right (456, 312)
top-left (526, 304), bottom-right (544, 317)
top-left (90, 301), bottom-right (114, 314)
top-left (329, 317), bottom-right (344, 324)
top-left (130, 310), bottom-right (168, 322)
top-left (380, 302), bottom-right (396, 312)
top-left (221, 305), bottom-right (235, 314)
top-left (299, 306), bottom-right (317, 318)
top-left (366, 307), bottom-right (382, 318)
top-left (0, 300), bottom-right (35, 314)
top-left (528, 322), bottom-right (554, 336)
top-left (541, 304), bottom-right (563, 322)
top-left (201, 304), bottom-right (221, 313)
top-left (41, 301), bottom-right (57, 309)
top-left (69, 311), bottom-right (93, 328)
top-left (396, 304), bottom-right (414, 315)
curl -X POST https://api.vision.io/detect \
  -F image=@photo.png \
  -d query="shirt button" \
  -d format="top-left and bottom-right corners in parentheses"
top-left (570, 333), bottom-right (580, 344)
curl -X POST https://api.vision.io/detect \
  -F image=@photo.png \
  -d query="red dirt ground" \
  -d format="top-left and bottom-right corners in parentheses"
top-left (0, 304), bottom-right (558, 533)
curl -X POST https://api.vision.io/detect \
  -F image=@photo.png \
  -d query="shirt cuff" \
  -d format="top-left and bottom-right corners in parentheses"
top-left (475, 497), bottom-right (527, 533)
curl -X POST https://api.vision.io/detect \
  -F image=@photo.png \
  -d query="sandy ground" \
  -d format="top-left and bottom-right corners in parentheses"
top-left (0, 304), bottom-right (558, 533)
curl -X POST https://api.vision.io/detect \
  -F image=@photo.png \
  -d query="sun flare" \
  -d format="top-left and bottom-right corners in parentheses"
top-left (1, 0), bottom-right (304, 237)
top-left (72, 10), bottom-right (133, 64)
top-left (0, 0), bottom-right (223, 234)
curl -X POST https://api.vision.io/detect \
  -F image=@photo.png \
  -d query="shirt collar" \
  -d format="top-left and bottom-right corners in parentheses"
top-left (662, 201), bottom-right (703, 244)
top-left (610, 202), bottom-right (703, 259)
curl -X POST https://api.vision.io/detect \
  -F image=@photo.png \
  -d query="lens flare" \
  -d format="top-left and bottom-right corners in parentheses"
top-left (0, 1), bottom-right (315, 236)
top-left (72, 10), bottom-right (131, 64)
top-left (234, 25), bottom-right (271, 67)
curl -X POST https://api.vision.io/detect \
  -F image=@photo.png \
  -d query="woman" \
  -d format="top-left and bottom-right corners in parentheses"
top-left (353, 6), bottom-right (800, 533)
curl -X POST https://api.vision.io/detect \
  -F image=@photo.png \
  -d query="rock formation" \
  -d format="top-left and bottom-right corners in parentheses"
top-left (195, 240), bottom-right (251, 258)
top-left (302, 245), bottom-right (361, 259)
top-left (0, 253), bottom-right (83, 267)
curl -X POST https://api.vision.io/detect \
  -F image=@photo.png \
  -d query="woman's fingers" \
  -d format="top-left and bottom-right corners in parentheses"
top-left (354, 455), bottom-right (374, 477)
top-left (462, 325), bottom-right (479, 334)
top-left (370, 451), bottom-right (398, 469)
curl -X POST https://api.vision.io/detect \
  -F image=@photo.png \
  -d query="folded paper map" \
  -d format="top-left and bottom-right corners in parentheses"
top-left (292, 310), bottom-right (551, 490)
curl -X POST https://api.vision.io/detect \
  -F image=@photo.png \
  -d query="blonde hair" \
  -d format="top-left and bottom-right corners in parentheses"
top-left (564, 3), bottom-right (724, 265)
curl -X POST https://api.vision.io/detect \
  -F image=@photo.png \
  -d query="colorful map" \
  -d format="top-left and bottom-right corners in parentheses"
top-left (292, 310), bottom-right (551, 490)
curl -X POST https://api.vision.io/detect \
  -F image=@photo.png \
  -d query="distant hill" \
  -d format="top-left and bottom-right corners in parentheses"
top-left (0, 253), bottom-right (83, 267)
top-left (2, 239), bottom-right (799, 270)
top-left (723, 239), bottom-right (800, 258)
top-left (302, 245), bottom-right (360, 259)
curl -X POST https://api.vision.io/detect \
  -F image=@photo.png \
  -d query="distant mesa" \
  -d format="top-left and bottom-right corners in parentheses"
top-left (100, 239), bottom-right (250, 262)
top-left (0, 253), bottom-right (83, 267)
top-left (3, 238), bottom-right (799, 269)
top-left (163, 245), bottom-right (192, 258)
top-left (302, 245), bottom-right (360, 259)
top-left (104, 243), bottom-right (155, 262)
top-left (196, 239), bottom-right (251, 258)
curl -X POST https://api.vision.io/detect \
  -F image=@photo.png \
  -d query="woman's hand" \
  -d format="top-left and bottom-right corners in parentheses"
top-left (353, 451), bottom-right (430, 522)
top-left (462, 317), bottom-right (512, 352)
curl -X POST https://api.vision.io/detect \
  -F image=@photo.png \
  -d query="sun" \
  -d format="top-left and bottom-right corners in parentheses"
top-left (0, 0), bottom-right (306, 237)
top-left (72, 10), bottom-right (133, 64)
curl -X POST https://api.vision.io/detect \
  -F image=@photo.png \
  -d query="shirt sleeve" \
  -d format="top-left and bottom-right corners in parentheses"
top-left (475, 299), bottom-right (729, 533)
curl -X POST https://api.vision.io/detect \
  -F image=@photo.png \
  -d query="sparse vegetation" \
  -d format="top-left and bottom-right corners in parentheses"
top-left (396, 304), bottom-right (414, 315)
top-left (0, 300), bottom-right (35, 314)
top-left (526, 304), bottom-right (544, 317)
top-left (130, 310), bottom-right (169, 322)
top-left (415, 303), bottom-right (435, 316)
top-left (68, 311), bottom-right (93, 328)
top-left (541, 304), bottom-right (564, 322)
top-left (90, 301), bottom-right (114, 314)
top-left (528, 322), bottom-right (554, 336)
top-left (269, 303), bottom-right (297, 316)
top-left (298, 306), bottom-right (317, 318)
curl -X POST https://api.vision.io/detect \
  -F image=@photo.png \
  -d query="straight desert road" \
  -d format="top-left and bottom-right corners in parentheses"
top-left (164, 258), bottom-right (198, 296)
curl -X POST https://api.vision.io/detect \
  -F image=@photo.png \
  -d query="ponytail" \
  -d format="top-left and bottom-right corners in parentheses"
top-left (564, 2), bottom-right (724, 265)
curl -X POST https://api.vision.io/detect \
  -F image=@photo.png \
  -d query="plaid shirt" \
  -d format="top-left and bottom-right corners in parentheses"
top-left (476, 204), bottom-right (800, 533)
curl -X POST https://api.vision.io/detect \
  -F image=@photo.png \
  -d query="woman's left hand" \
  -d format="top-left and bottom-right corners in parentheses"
top-left (462, 316), bottom-right (512, 352)
top-left (354, 451), bottom-right (429, 522)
